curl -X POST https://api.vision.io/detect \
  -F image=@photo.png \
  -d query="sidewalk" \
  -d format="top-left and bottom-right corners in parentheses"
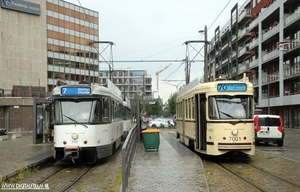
top-left (126, 130), bottom-right (210, 192)
top-left (0, 133), bottom-right (53, 179)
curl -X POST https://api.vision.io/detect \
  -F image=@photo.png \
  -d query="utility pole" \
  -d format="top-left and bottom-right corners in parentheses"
top-left (268, 75), bottom-right (270, 114)
top-left (204, 25), bottom-right (208, 83)
top-left (142, 73), bottom-right (145, 111)
top-left (123, 70), bottom-right (126, 100)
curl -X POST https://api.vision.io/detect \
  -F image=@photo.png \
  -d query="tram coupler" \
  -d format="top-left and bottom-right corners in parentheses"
top-left (64, 145), bottom-right (80, 162)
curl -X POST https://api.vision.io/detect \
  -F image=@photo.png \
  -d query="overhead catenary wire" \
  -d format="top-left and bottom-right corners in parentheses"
top-left (75, 0), bottom-right (237, 88)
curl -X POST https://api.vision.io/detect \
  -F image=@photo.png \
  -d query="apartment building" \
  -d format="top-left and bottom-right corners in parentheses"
top-left (99, 69), bottom-right (153, 100)
top-left (207, 0), bottom-right (300, 128)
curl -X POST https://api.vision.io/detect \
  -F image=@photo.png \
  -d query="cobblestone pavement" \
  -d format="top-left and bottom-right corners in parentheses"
top-left (0, 133), bottom-right (53, 179)
top-left (127, 131), bottom-right (209, 192)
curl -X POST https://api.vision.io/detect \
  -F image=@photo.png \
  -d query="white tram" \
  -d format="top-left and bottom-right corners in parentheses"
top-left (52, 80), bottom-right (127, 163)
top-left (176, 75), bottom-right (255, 156)
top-left (122, 97), bottom-right (132, 140)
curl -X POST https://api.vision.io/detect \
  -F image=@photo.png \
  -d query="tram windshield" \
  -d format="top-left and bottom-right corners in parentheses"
top-left (54, 97), bottom-right (110, 124)
top-left (208, 95), bottom-right (253, 120)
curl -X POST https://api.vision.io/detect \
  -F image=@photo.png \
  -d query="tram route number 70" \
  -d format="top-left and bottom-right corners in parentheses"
top-left (217, 83), bottom-right (247, 92)
top-left (229, 136), bottom-right (241, 141)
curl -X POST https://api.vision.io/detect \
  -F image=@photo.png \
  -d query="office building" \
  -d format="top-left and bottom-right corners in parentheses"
top-left (0, 0), bottom-right (99, 131)
top-left (46, 0), bottom-right (99, 91)
top-left (99, 69), bottom-right (153, 100)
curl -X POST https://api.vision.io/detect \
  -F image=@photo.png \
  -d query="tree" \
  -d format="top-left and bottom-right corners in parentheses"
top-left (130, 93), bottom-right (164, 118)
top-left (164, 93), bottom-right (177, 117)
top-left (146, 97), bottom-right (163, 118)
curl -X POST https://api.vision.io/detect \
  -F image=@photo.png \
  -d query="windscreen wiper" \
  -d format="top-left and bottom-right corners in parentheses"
top-left (63, 114), bottom-right (88, 128)
top-left (219, 111), bottom-right (244, 123)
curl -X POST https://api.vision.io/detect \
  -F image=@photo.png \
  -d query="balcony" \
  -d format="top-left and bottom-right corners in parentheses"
top-left (221, 58), bottom-right (229, 65)
top-left (249, 17), bottom-right (258, 30)
top-left (232, 51), bottom-right (237, 58)
top-left (238, 45), bottom-right (249, 57)
top-left (284, 63), bottom-right (300, 78)
top-left (289, 40), bottom-right (300, 50)
top-left (238, 27), bottom-right (250, 40)
top-left (238, 8), bottom-right (251, 24)
top-left (262, 49), bottom-right (279, 62)
top-left (285, 6), bottom-right (300, 27)
top-left (262, 72), bottom-right (279, 84)
top-left (231, 67), bottom-right (237, 74)
top-left (262, 24), bottom-right (279, 41)
top-left (249, 38), bottom-right (258, 50)
top-left (238, 64), bottom-right (246, 74)
top-left (250, 58), bottom-right (258, 68)
top-left (250, 78), bottom-right (258, 86)
top-left (221, 42), bottom-right (228, 51)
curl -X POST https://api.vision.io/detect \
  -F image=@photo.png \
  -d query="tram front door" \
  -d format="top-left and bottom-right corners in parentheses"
top-left (195, 94), bottom-right (206, 151)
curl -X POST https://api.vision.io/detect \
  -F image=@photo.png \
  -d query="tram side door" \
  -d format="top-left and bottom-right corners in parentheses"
top-left (195, 94), bottom-right (207, 151)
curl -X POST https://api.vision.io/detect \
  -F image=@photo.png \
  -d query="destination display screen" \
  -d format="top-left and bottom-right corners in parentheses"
top-left (61, 87), bottom-right (91, 95)
top-left (217, 83), bottom-right (247, 92)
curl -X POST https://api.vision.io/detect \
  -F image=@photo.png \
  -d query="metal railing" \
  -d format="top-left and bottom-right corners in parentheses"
top-left (122, 124), bottom-right (138, 192)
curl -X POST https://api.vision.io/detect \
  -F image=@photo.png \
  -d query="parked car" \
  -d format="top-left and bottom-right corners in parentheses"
top-left (254, 114), bottom-right (284, 146)
top-left (148, 118), bottom-right (174, 128)
top-left (0, 128), bottom-right (7, 135)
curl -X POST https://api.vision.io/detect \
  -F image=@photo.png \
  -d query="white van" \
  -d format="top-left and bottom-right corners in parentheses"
top-left (254, 115), bottom-right (284, 146)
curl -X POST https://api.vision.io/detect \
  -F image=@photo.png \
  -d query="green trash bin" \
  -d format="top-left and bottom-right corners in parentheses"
top-left (142, 129), bottom-right (161, 151)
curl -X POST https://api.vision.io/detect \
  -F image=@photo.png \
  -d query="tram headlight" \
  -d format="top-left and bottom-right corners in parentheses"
top-left (231, 129), bottom-right (238, 136)
top-left (71, 133), bottom-right (78, 140)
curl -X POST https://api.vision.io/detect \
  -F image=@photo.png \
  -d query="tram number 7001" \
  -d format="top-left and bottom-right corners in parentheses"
top-left (229, 136), bottom-right (241, 141)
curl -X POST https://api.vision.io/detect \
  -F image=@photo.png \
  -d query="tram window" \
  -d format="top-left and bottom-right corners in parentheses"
top-left (54, 101), bottom-right (62, 123)
top-left (77, 101), bottom-right (92, 122)
top-left (209, 95), bottom-right (252, 119)
top-left (102, 97), bottom-right (110, 123)
top-left (208, 97), bottom-right (218, 119)
top-left (91, 100), bottom-right (101, 123)
top-left (185, 100), bottom-right (188, 119)
top-left (191, 98), bottom-right (195, 119)
top-left (188, 98), bottom-right (191, 119)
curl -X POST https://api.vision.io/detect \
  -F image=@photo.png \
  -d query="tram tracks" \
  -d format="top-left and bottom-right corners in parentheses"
top-left (215, 160), bottom-right (300, 192)
top-left (21, 165), bottom-right (94, 192)
top-left (16, 146), bottom-right (123, 192)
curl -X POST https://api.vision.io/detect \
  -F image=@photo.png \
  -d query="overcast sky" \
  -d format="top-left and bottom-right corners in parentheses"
top-left (66, 0), bottom-right (247, 102)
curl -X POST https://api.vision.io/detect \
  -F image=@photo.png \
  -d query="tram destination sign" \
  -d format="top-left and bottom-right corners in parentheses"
top-left (61, 87), bottom-right (91, 95)
top-left (217, 83), bottom-right (247, 92)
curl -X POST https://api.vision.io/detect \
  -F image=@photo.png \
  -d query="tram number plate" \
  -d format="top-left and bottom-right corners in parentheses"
top-left (72, 140), bottom-right (78, 143)
top-left (229, 136), bottom-right (241, 141)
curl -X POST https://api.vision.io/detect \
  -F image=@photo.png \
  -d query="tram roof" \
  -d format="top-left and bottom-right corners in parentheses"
top-left (52, 80), bottom-right (124, 103)
top-left (177, 78), bottom-right (254, 100)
